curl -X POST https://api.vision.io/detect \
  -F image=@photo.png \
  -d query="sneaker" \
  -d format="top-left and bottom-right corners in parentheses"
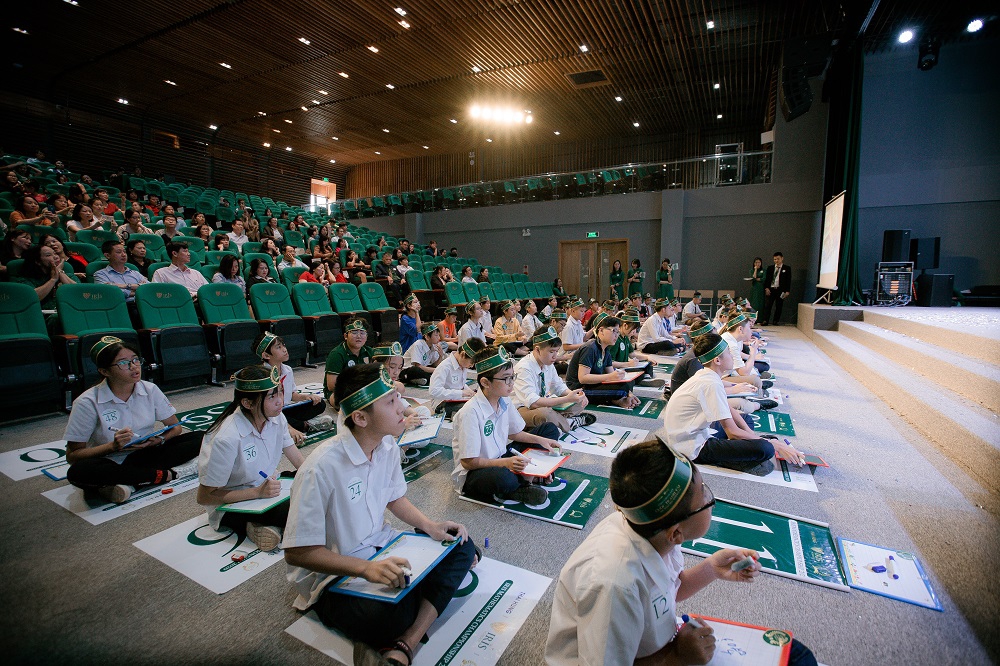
top-left (412, 378), bottom-right (429, 387)
top-left (98, 484), bottom-right (134, 504)
top-left (172, 459), bottom-right (199, 480)
top-left (637, 377), bottom-right (666, 388)
top-left (246, 522), bottom-right (283, 552)
top-left (306, 414), bottom-right (335, 432)
top-left (569, 412), bottom-right (597, 429)
top-left (760, 371), bottom-right (773, 380)
top-left (750, 398), bottom-right (778, 410)
top-left (761, 380), bottom-right (774, 390)
top-left (727, 459), bottom-right (775, 476)
top-left (509, 484), bottom-right (548, 505)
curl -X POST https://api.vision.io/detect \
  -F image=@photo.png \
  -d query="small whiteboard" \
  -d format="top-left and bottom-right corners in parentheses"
top-left (699, 616), bottom-right (793, 666)
top-left (817, 190), bottom-right (846, 291)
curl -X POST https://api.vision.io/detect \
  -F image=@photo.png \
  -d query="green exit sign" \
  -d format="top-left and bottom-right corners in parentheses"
top-left (323, 177), bottom-right (329, 182)
top-left (586, 231), bottom-right (600, 238)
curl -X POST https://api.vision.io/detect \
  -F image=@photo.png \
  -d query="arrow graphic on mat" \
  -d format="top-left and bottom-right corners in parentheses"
top-left (693, 538), bottom-right (776, 563)
top-left (711, 516), bottom-right (774, 533)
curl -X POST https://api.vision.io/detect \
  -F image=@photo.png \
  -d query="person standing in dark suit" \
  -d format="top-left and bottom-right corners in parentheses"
top-left (761, 252), bottom-right (791, 325)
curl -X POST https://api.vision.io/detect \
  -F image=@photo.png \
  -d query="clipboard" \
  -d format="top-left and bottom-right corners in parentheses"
top-left (218, 477), bottom-right (293, 514)
top-left (123, 425), bottom-right (174, 449)
top-left (602, 370), bottom-right (643, 383)
top-left (327, 532), bottom-right (458, 603)
top-left (775, 452), bottom-right (829, 468)
top-left (695, 615), bottom-right (793, 666)
top-left (512, 448), bottom-right (570, 477)
top-left (397, 415), bottom-right (444, 447)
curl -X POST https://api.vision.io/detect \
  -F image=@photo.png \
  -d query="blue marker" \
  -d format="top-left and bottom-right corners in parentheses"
top-left (484, 537), bottom-right (490, 549)
top-left (259, 470), bottom-right (269, 480)
top-left (681, 614), bottom-right (705, 629)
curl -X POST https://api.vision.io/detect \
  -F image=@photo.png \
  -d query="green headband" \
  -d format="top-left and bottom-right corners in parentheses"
top-left (603, 300), bottom-right (616, 309)
top-left (500, 300), bottom-right (513, 312)
top-left (748, 311), bottom-right (758, 320)
top-left (670, 299), bottom-right (680, 307)
top-left (532, 326), bottom-right (559, 345)
top-left (255, 331), bottom-right (279, 358)
top-left (404, 294), bottom-right (418, 307)
top-left (724, 313), bottom-right (748, 331)
top-left (537, 313), bottom-right (551, 324)
top-left (690, 322), bottom-right (715, 338)
top-left (372, 341), bottom-right (403, 358)
top-left (655, 298), bottom-right (670, 309)
top-left (549, 311), bottom-right (567, 321)
top-left (233, 365), bottom-right (282, 392)
top-left (619, 310), bottom-right (640, 324)
top-left (697, 338), bottom-right (729, 364)
top-left (444, 306), bottom-right (457, 315)
top-left (478, 295), bottom-right (490, 304)
top-left (465, 301), bottom-right (479, 315)
top-left (618, 454), bottom-right (694, 525)
top-left (476, 346), bottom-right (511, 374)
top-left (566, 298), bottom-right (584, 309)
top-left (344, 319), bottom-right (367, 334)
top-left (421, 323), bottom-right (438, 336)
top-left (340, 366), bottom-right (396, 415)
top-left (590, 312), bottom-right (609, 330)
top-left (459, 340), bottom-right (479, 358)
top-left (90, 335), bottom-right (123, 364)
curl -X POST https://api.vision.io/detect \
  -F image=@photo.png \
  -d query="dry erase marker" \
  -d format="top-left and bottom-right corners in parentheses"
top-left (886, 556), bottom-right (898, 579)
top-left (400, 566), bottom-right (412, 587)
top-left (108, 426), bottom-right (120, 432)
top-left (731, 555), bottom-right (756, 572)
top-left (508, 447), bottom-right (532, 461)
top-left (681, 614), bottom-right (705, 629)
top-left (784, 439), bottom-right (806, 465)
top-left (259, 470), bottom-right (269, 480)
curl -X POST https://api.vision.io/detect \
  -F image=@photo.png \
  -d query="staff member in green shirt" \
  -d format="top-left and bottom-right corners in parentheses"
top-left (323, 318), bottom-right (373, 407)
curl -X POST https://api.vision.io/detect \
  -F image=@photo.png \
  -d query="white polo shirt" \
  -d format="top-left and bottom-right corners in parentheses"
top-left (661, 368), bottom-right (730, 459)
top-left (429, 353), bottom-right (471, 407)
top-left (546, 512), bottom-right (685, 665)
top-left (560, 315), bottom-right (584, 347)
top-left (282, 430), bottom-right (406, 610)
top-left (151, 263), bottom-right (208, 296)
top-left (457, 319), bottom-right (487, 345)
top-left (637, 312), bottom-right (669, 349)
top-left (521, 313), bottom-right (542, 339)
top-left (721, 331), bottom-right (745, 372)
top-left (451, 393), bottom-right (525, 492)
top-left (64, 380), bottom-right (175, 463)
top-left (512, 353), bottom-right (568, 410)
top-left (263, 362), bottom-right (297, 404)
top-left (197, 410), bottom-right (295, 529)
top-left (404, 338), bottom-right (446, 369)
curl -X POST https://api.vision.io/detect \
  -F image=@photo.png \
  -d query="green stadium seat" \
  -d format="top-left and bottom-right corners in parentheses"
top-left (463, 283), bottom-right (480, 303)
top-left (290, 282), bottom-right (342, 357)
top-left (198, 264), bottom-right (219, 282)
top-left (126, 233), bottom-right (167, 262)
top-left (478, 283), bottom-right (496, 301)
top-left (284, 229), bottom-right (305, 249)
top-left (206, 250), bottom-right (240, 266)
top-left (248, 283), bottom-right (309, 366)
top-left (281, 266), bottom-right (308, 289)
top-left (242, 253), bottom-right (277, 280)
top-left (444, 282), bottom-right (467, 308)
top-left (55, 283), bottom-right (138, 393)
top-left (0, 282), bottom-right (63, 418)
top-left (134, 283), bottom-right (214, 389)
top-left (513, 282), bottom-right (530, 300)
top-left (77, 229), bottom-right (118, 249)
top-left (328, 283), bottom-right (372, 329)
top-left (65, 241), bottom-right (103, 265)
top-left (241, 241), bottom-right (262, 255)
top-left (196, 282), bottom-right (260, 376)
top-left (357, 282), bottom-right (400, 342)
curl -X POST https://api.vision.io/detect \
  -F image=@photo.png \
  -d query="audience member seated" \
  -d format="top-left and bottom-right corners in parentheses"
top-left (151, 241), bottom-right (208, 298)
top-left (117, 209), bottom-right (153, 242)
top-left (93, 240), bottom-right (147, 324)
top-left (212, 254), bottom-right (246, 294)
top-left (565, 315), bottom-right (640, 410)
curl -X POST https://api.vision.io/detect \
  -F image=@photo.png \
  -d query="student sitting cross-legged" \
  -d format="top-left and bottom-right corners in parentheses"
top-left (637, 298), bottom-right (686, 356)
top-left (196, 365), bottom-right (305, 552)
top-left (400, 322), bottom-right (447, 386)
top-left (493, 299), bottom-right (529, 356)
top-left (719, 313), bottom-right (763, 392)
top-left (283, 364), bottom-right (477, 666)
top-left (513, 326), bottom-right (594, 433)
top-left (451, 346), bottom-right (563, 506)
top-left (373, 342), bottom-right (434, 451)
top-left (64, 336), bottom-right (204, 504)
top-left (565, 315), bottom-right (641, 410)
top-left (324, 318), bottom-right (374, 408)
top-left (607, 310), bottom-right (664, 388)
top-left (661, 332), bottom-right (805, 473)
top-left (546, 440), bottom-right (819, 666)
top-left (429, 337), bottom-right (485, 419)
top-left (254, 331), bottom-right (331, 441)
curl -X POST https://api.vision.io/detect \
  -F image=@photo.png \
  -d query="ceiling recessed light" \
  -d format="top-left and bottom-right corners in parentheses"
top-left (375, 151), bottom-right (381, 155)
top-left (13, 28), bottom-right (29, 35)
top-left (394, 7), bottom-right (406, 16)
top-left (286, 147), bottom-right (292, 151)
top-left (117, 98), bottom-right (128, 105)
top-left (338, 72), bottom-right (349, 78)
top-left (471, 65), bottom-right (481, 73)
top-left (318, 90), bottom-right (329, 95)
top-left (633, 122), bottom-right (640, 127)
top-left (449, 118), bottom-right (458, 124)
top-left (258, 111), bottom-right (266, 116)
top-left (63, 0), bottom-right (79, 5)
top-left (220, 62), bottom-right (232, 69)
top-left (284, 119), bottom-right (293, 124)
top-left (898, 29), bottom-right (914, 43)
top-left (298, 37), bottom-right (311, 45)
top-left (554, 131), bottom-right (561, 135)
top-left (486, 138), bottom-right (493, 142)
top-left (164, 79), bottom-right (177, 86)
top-left (329, 159), bottom-right (336, 163)
top-left (614, 96), bottom-right (623, 102)
top-left (301, 106), bottom-right (308, 111)
top-left (263, 142), bottom-right (270, 147)
top-left (580, 44), bottom-right (589, 53)
top-left (706, 20), bottom-right (715, 29)
top-left (525, 114), bottom-right (533, 124)
top-left (312, 100), bottom-right (320, 104)
top-left (713, 82), bottom-right (720, 89)
top-left (716, 114), bottom-right (723, 119)
top-left (368, 45), bottom-right (379, 53)
top-left (331, 136), bottom-right (339, 140)
top-left (422, 145), bottom-right (429, 149)
top-left (399, 20), bottom-right (410, 29)
top-left (209, 124), bottom-right (218, 130)
top-left (273, 129), bottom-right (281, 133)
top-left (382, 129), bottom-right (390, 133)
top-left (967, 19), bottom-right (983, 33)
top-left (386, 84), bottom-right (395, 89)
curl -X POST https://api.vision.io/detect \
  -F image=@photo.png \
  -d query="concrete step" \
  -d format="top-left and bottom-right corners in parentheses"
top-left (839, 320), bottom-right (1000, 414)
top-left (862, 309), bottom-right (1000, 366)
top-left (813, 329), bottom-right (1000, 496)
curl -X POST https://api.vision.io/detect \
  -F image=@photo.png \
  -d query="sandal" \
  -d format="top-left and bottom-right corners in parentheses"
top-left (379, 639), bottom-right (413, 666)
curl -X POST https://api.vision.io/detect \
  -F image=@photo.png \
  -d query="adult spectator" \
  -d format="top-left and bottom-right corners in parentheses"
top-left (10, 194), bottom-right (58, 227)
top-left (144, 194), bottom-right (162, 216)
top-left (126, 239), bottom-right (154, 278)
top-left (552, 277), bottom-right (567, 298)
top-left (460, 266), bottom-right (477, 284)
top-left (227, 220), bottom-right (249, 249)
top-left (263, 217), bottom-right (284, 247)
top-left (117, 209), bottom-right (153, 242)
top-left (476, 267), bottom-right (490, 283)
top-left (761, 252), bottom-right (791, 325)
top-left (15, 244), bottom-right (75, 310)
top-left (277, 245), bottom-right (308, 273)
top-left (94, 240), bottom-right (147, 323)
top-left (162, 204), bottom-right (185, 228)
top-left (246, 258), bottom-right (276, 294)
top-left (425, 240), bottom-right (439, 256)
top-left (156, 215), bottom-right (182, 242)
top-left (93, 188), bottom-right (119, 214)
top-left (0, 228), bottom-right (32, 278)
top-left (151, 241), bottom-right (208, 298)
top-left (89, 197), bottom-right (116, 231)
top-left (211, 254), bottom-right (246, 295)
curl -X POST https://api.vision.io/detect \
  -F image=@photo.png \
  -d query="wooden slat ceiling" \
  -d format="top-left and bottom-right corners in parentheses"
top-left (4, 0), bottom-right (991, 168)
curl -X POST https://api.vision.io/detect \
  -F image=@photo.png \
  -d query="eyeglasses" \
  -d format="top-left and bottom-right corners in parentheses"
top-left (491, 374), bottom-right (515, 386)
top-left (113, 357), bottom-right (144, 369)
top-left (670, 483), bottom-right (715, 525)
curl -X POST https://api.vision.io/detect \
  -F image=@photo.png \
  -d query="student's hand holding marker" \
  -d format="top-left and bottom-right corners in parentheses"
top-left (288, 426), bottom-right (306, 446)
top-left (462, 385), bottom-right (477, 398)
top-left (363, 556), bottom-right (412, 589)
top-left (773, 439), bottom-right (806, 467)
top-left (673, 617), bottom-right (716, 664)
top-left (403, 413), bottom-right (423, 430)
top-left (257, 471), bottom-right (281, 498)
top-left (108, 427), bottom-right (134, 452)
top-left (503, 452), bottom-right (529, 473)
top-left (707, 548), bottom-right (761, 582)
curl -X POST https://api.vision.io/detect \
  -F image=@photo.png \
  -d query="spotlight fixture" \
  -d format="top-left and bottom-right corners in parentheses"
top-left (554, 131), bottom-right (561, 135)
top-left (331, 136), bottom-right (339, 140)
top-left (284, 119), bottom-right (293, 124)
top-left (633, 122), bottom-right (640, 127)
top-left (386, 84), bottom-right (395, 89)
top-left (298, 37), bottom-right (311, 45)
top-left (716, 114), bottom-right (722, 119)
top-left (318, 90), bottom-right (329, 95)
top-left (164, 80), bottom-right (177, 86)
top-left (918, 36), bottom-right (940, 71)
top-left (312, 100), bottom-right (320, 104)
top-left (472, 66), bottom-right (481, 73)
top-left (263, 142), bottom-right (270, 147)
top-left (13, 27), bottom-right (29, 34)
top-left (615, 96), bottom-right (623, 102)
top-left (486, 138), bottom-right (493, 142)
top-left (382, 128), bottom-right (390, 133)
top-left (338, 72), bottom-right (349, 78)
top-left (368, 45), bottom-right (379, 53)
top-left (220, 62), bottom-right (232, 69)
top-left (117, 98), bottom-right (129, 105)
top-left (209, 124), bottom-right (218, 130)
top-left (258, 111), bottom-right (266, 116)
top-left (394, 7), bottom-right (406, 16)
top-left (449, 118), bottom-right (458, 123)
top-left (329, 159), bottom-right (336, 163)
top-left (580, 45), bottom-right (589, 53)
top-left (713, 82), bottom-right (720, 89)
top-left (967, 19), bottom-right (983, 33)
top-left (301, 106), bottom-right (308, 111)
top-left (273, 129), bottom-right (281, 133)
top-left (375, 151), bottom-right (381, 155)
top-left (898, 30), bottom-right (914, 44)
top-left (706, 20), bottom-right (715, 29)
top-left (399, 20), bottom-right (410, 29)
top-left (422, 145), bottom-right (429, 149)
top-left (286, 147), bottom-right (292, 151)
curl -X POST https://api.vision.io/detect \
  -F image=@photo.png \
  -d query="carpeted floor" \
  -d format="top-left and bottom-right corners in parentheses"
top-left (0, 326), bottom-right (996, 665)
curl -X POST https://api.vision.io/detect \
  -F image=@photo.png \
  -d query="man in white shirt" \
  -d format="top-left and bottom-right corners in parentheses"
top-left (457, 301), bottom-right (488, 345)
top-left (512, 327), bottom-right (591, 432)
top-left (151, 241), bottom-right (208, 298)
top-left (93, 239), bottom-right (147, 305)
top-left (559, 298), bottom-right (587, 352)
top-left (719, 313), bottom-right (762, 391)
top-left (429, 338), bottom-right (483, 417)
top-left (637, 299), bottom-right (685, 355)
top-left (277, 244), bottom-right (308, 272)
top-left (661, 332), bottom-right (802, 471)
top-left (227, 220), bottom-right (249, 248)
top-left (683, 292), bottom-right (703, 319)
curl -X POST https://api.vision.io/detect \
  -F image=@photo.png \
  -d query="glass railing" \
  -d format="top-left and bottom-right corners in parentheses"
top-left (302, 149), bottom-right (772, 218)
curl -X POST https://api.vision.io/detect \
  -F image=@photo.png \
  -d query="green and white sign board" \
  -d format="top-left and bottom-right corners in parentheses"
top-left (592, 396), bottom-right (666, 420)
top-left (683, 498), bottom-right (847, 591)
top-left (402, 444), bottom-right (452, 484)
top-left (459, 468), bottom-right (608, 529)
top-left (176, 402), bottom-right (337, 448)
top-left (746, 411), bottom-right (796, 437)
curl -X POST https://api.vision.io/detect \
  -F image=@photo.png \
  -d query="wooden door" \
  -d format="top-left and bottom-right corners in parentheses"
top-left (558, 239), bottom-right (628, 301)
top-left (596, 240), bottom-right (628, 300)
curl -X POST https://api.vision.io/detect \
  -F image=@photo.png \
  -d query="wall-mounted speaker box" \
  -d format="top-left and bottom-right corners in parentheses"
top-left (916, 272), bottom-right (953, 307)
top-left (882, 229), bottom-right (912, 263)
top-left (910, 236), bottom-right (940, 270)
